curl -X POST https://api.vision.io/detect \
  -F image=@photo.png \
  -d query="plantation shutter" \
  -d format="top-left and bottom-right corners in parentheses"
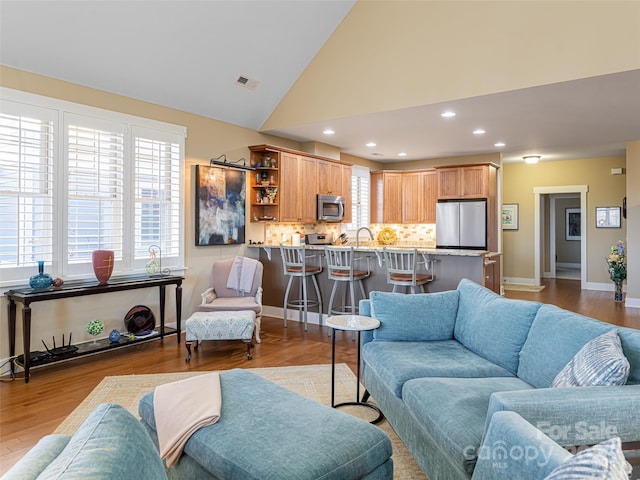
top-left (132, 127), bottom-right (182, 270)
top-left (348, 165), bottom-right (370, 231)
top-left (65, 115), bottom-right (124, 274)
top-left (0, 100), bottom-right (55, 282)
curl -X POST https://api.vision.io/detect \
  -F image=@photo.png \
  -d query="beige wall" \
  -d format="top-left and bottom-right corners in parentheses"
top-left (0, 66), bottom-right (303, 362)
top-left (264, 1), bottom-right (640, 130)
top-left (503, 157), bottom-right (627, 283)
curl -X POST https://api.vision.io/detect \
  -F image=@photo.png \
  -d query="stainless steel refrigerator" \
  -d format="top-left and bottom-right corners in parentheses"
top-left (436, 199), bottom-right (487, 249)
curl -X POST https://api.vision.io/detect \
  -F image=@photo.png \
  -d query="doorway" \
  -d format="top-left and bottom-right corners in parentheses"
top-left (547, 194), bottom-right (582, 280)
top-left (533, 185), bottom-right (588, 288)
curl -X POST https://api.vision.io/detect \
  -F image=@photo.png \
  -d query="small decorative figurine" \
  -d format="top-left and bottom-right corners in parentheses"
top-left (109, 329), bottom-right (121, 343)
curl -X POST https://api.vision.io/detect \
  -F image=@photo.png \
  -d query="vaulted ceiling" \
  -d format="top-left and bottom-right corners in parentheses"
top-left (2, 0), bottom-right (639, 164)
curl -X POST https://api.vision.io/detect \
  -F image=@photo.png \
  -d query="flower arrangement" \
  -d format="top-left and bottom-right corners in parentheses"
top-left (607, 240), bottom-right (627, 283)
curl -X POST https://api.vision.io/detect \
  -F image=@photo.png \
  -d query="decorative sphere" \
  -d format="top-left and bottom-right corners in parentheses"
top-left (86, 319), bottom-right (105, 336)
top-left (109, 329), bottom-right (121, 343)
top-left (53, 277), bottom-right (64, 288)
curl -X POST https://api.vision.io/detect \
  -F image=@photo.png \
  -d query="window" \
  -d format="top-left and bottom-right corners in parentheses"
top-left (347, 165), bottom-right (370, 233)
top-left (0, 88), bottom-right (185, 285)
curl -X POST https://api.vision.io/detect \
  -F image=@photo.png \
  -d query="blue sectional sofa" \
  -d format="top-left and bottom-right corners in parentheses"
top-left (359, 278), bottom-right (640, 480)
top-left (2, 403), bottom-right (168, 480)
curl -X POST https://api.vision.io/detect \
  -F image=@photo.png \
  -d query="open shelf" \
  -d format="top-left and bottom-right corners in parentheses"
top-left (15, 327), bottom-right (176, 369)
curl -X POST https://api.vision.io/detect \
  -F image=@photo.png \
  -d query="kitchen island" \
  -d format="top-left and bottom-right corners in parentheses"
top-left (250, 244), bottom-right (500, 325)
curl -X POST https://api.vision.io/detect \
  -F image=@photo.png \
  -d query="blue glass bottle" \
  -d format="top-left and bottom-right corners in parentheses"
top-left (29, 261), bottom-right (53, 290)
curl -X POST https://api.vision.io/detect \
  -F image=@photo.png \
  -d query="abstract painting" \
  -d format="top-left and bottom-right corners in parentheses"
top-left (195, 165), bottom-right (246, 246)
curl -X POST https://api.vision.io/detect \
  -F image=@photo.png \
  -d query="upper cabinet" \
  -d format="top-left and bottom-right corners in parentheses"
top-left (420, 171), bottom-right (438, 223)
top-left (279, 153), bottom-right (318, 223)
top-left (436, 165), bottom-right (492, 199)
top-left (372, 170), bottom-right (437, 224)
top-left (249, 145), bottom-right (352, 223)
top-left (371, 171), bottom-right (403, 224)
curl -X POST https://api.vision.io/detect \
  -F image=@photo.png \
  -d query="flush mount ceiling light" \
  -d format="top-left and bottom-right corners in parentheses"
top-left (494, 142), bottom-right (506, 147)
top-left (523, 155), bottom-right (541, 164)
top-left (473, 129), bottom-right (486, 135)
top-left (366, 142), bottom-right (377, 147)
top-left (323, 129), bottom-right (335, 135)
top-left (398, 152), bottom-right (407, 157)
top-left (441, 111), bottom-right (456, 118)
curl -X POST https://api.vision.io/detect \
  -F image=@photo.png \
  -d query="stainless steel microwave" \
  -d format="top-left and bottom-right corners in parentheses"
top-left (317, 194), bottom-right (345, 222)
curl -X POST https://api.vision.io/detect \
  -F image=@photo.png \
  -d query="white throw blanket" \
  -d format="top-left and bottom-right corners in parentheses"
top-left (226, 256), bottom-right (258, 294)
top-left (154, 372), bottom-right (222, 467)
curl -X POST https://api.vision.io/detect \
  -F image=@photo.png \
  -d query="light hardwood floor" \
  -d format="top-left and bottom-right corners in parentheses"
top-left (1, 278), bottom-right (638, 474)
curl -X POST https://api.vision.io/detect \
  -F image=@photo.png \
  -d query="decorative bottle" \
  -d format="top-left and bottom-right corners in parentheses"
top-left (29, 261), bottom-right (53, 290)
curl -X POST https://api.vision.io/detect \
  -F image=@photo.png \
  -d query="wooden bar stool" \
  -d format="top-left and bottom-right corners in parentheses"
top-left (383, 247), bottom-right (435, 293)
top-left (324, 246), bottom-right (371, 317)
top-left (280, 245), bottom-right (323, 331)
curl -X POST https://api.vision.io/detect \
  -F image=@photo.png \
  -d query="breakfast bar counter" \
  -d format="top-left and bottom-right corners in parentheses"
top-left (250, 244), bottom-right (500, 322)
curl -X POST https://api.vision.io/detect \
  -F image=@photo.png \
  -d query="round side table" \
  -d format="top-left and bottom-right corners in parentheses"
top-left (326, 314), bottom-right (383, 424)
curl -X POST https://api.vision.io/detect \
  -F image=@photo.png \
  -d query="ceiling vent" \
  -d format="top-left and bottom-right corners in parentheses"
top-left (235, 75), bottom-right (259, 91)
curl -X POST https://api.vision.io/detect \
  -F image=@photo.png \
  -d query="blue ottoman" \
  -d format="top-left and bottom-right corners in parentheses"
top-left (139, 369), bottom-right (393, 480)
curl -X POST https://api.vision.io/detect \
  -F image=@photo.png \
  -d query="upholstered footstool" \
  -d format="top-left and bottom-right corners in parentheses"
top-left (185, 310), bottom-right (256, 361)
top-left (138, 369), bottom-right (393, 480)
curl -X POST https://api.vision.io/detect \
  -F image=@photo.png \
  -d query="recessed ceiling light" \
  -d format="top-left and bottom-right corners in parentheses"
top-left (366, 142), bottom-right (377, 147)
top-left (473, 129), bottom-right (486, 135)
top-left (323, 129), bottom-right (335, 135)
top-left (494, 142), bottom-right (506, 147)
top-left (398, 152), bottom-right (407, 157)
top-left (523, 155), bottom-right (541, 164)
top-left (441, 111), bottom-right (456, 118)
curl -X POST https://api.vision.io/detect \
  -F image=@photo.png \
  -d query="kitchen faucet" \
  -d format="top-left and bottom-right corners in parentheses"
top-left (356, 227), bottom-right (374, 248)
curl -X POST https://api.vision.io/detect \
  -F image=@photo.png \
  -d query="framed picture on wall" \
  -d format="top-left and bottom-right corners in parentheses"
top-left (195, 165), bottom-right (246, 246)
top-left (565, 208), bottom-right (581, 241)
top-left (595, 206), bottom-right (621, 228)
top-left (502, 204), bottom-right (518, 230)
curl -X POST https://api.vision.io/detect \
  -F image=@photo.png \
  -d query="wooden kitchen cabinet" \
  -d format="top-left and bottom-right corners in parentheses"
top-left (373, 170), bottom-right (437, 224)
top-left (371, 171), bottom-right (403, 223)
top-left (279, 153), bottom-right (318, 223)
top-left (437, 165), bottom-right (491, 199)
top-left (317, 160), bottom-right (343, 195)
top-left (402, 172), bottom-right (422, 223)
top-left (342, 164), bottom-right (352, 224)
top-left (420, 170), bottom-right (437, 223)
top-left (249, 144), bottom-right (351, 224)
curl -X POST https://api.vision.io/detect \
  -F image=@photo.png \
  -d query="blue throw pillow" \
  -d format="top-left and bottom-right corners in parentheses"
top-left (370, 290), bottom-right (459, 341)
top-left (551, 330), bottom-right (630, 387)
top-left (544, 437), bottom-right (632, 479)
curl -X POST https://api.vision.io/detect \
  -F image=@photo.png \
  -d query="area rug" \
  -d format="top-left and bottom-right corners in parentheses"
top-left (55, 363), bottom-right (426, 479)
top-left (503, 283), bottom-right (546, 292)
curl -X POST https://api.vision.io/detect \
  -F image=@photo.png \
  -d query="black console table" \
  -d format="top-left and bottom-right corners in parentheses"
top-left (5, 274), bottom-right (183, 383)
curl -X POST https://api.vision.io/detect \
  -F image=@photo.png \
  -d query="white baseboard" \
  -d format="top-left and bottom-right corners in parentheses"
top-left (584, 282), bottom-right (624, 292)
top-left (625, 297), bottom-right (640, 309)
top-left (556, 262), bottom-right (580, 268)
top-left (503, 277), bottom-right (536, 286)
top-left (262, 305), bottom-right (324, 326)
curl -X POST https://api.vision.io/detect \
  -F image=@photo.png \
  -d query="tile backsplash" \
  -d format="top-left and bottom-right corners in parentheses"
top-left (259, 223), bottom-right (435, 246)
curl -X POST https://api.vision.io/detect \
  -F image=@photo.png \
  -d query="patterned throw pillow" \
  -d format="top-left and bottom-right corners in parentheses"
top-left (551, 330), bottom-right (630, 387)
top-left (544, 437), bottom-right (632, 480)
